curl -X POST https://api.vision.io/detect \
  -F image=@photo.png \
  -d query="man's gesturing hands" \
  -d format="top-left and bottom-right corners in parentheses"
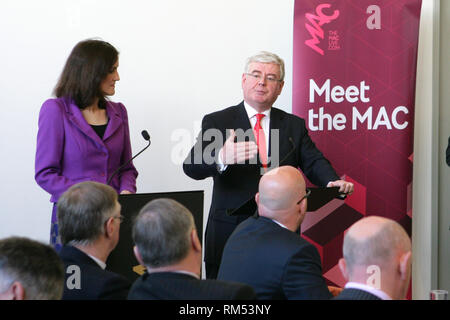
top-left (219, 129), bottom-right (258, 165)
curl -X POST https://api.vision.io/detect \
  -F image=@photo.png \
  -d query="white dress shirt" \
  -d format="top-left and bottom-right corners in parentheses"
top-left (271, 219), bottom-right (288, 230)
top-left (146, 269), bottom-right (200, 280)
top-left (88, 254), bottom-right (107, 270)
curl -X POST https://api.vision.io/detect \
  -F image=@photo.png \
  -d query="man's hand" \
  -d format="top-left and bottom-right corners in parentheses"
top-left (327, 180), bottom-right (354, 195)
top-left (219, 129), bottom-right (258, 165)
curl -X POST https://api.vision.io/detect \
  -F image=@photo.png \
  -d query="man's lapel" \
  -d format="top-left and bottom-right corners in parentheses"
top-left (233, 102), bottom-right (253, 133)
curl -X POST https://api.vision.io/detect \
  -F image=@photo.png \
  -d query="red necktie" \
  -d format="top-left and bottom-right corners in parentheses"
top-left (254, 113), bottom-right (268, 170)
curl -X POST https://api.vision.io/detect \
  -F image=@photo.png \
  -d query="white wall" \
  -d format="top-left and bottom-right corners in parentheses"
top-left (0, 0), bottom-right (293, 242)
top-left (438, 0), bottom-right (450, 295)
top-left (412, 0), bottom-right (440, 299)
top-left (0, 0), bottom-right (441, 297)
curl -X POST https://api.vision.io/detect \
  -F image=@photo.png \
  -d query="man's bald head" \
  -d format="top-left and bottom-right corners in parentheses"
top-left (343, 216), bottom-right (411, 275)
top-left (256, 166), bottom-right (307, 230)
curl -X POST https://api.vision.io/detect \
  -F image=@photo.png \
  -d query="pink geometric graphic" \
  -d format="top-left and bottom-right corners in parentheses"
top-left (294, 0), bottom-right (421, 289)
top-left (324, 263), bottom-right (347, 288)
top-left (344, 175), bottom-right (367, 215)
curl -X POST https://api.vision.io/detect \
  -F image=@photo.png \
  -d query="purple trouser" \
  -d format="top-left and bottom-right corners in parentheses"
top-left (50, 204), bottom-right (62, 252)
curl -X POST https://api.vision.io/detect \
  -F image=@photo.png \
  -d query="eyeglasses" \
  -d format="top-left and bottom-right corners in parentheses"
top-left (297, 188), bottom-right (311, 205)
top-left (245, 72), bottom-right (282, 83)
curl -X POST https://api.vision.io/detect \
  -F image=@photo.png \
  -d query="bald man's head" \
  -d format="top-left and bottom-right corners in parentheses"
top-left (256, 166), bottom-right (307, 230)
top-left (343, 216), bottom-right (411, 275)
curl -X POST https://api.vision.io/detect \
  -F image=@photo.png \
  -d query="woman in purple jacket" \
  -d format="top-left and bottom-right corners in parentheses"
top-left (35, 39), bottom-right (138, 250)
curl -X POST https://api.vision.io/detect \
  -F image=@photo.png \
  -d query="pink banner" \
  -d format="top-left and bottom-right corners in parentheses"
top-left (293, 0), bottom-right (422, 291)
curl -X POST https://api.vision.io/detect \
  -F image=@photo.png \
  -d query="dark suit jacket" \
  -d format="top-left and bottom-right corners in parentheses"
top-left (333, 288), bottom-right (382, 300)
top-left (127, 272), bottom-right (256, 300)
top-left (183, 102), bottom-right (339, 277)
top-left (59, 245), bottom-right (131, 300)
top-left (446, 136), bottom-right (450, 166)
top-left (217, 216), bottom-right (332, 300)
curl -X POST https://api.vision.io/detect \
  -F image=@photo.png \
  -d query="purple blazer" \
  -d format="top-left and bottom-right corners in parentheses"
top-left (35, 97), bottom-right (138, 203)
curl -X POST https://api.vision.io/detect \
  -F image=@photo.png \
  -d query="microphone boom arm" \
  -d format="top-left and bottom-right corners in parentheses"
top-left (107, 131), bottom-right (151, 186)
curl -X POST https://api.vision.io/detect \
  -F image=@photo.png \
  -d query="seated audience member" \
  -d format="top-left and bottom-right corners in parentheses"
top-left (57, 181), bottom-right (131, 300)
top-left (128, 198), bottom-right (256, 300)
top-left (0, 237), bottom-right (64, 300)
top-left (447, 136), bottom-right (450, 166)
top-left (335, 216), bottom-right (412, 300)
top-left (217, 166), bottom-right (332, 300)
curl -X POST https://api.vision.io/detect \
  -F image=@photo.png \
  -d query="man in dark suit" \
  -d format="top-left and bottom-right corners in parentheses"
top-left (0, 237), bottom-right (64, 300)
top-left (446, 136), bottom-right (450, 166)
top-left (128, 198), bottom-right (256, 300)
top-left (57, 181), bottom-right (131, 300)
top-left (335, 216), bottom-right (412, 300)
top-left (217, 166), bottom-right (332, 299)
top-left (183, 51), bottom-right (354, 279)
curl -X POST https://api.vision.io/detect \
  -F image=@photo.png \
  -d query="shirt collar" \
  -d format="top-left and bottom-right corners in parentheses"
top-left (172, 270), bottom-right (200, 280)
top-left (87, 254), bottom-right (107, 270)
top-left (271, 219), bottom-right (288, 230)
top-left (243, 101), bottom-right (271, 120)
top-left (146, 269), bottom-right (200, 280)
top-left (345, 282), bottom-right (393, 300)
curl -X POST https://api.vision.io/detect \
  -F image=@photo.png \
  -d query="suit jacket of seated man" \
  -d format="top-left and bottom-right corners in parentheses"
top-left (127, 271), bottom-right (256, 300)
top-left (183, 101), bottom-right (339, 278)
top-left (59, 245), bottom-right (131, 300)
top-left (333, 288), bottom-right (382, 300)
top-left (217, 215), bottom-right (332, 300)
top-left (447, 136), bottom-right (450, 166)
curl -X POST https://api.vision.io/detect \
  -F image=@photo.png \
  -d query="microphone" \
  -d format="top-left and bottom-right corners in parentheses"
top-left (107, 130), bottom-right (151, 186)
top-left (141, 130), bottom-right (150, 141)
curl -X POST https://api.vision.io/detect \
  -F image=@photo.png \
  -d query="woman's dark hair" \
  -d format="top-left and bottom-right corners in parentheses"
top-left (54, 39), bottom-right (119, 109)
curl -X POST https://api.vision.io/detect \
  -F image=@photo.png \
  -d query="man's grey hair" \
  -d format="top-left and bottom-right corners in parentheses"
top-left (342, 218), bottom-right (411, 276)
top-left (245, 51), bottom-right (285, 81)
top-left (57, 181), bottom-right (118, 246)
top-left (132, 198), bottom-right (195, 268)
top-left (0, 237), bottom-right (64, 300)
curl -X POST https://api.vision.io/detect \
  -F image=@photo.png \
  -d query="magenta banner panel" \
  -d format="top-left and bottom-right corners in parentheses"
top-left (293, 0), bottom-right (422, 289)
